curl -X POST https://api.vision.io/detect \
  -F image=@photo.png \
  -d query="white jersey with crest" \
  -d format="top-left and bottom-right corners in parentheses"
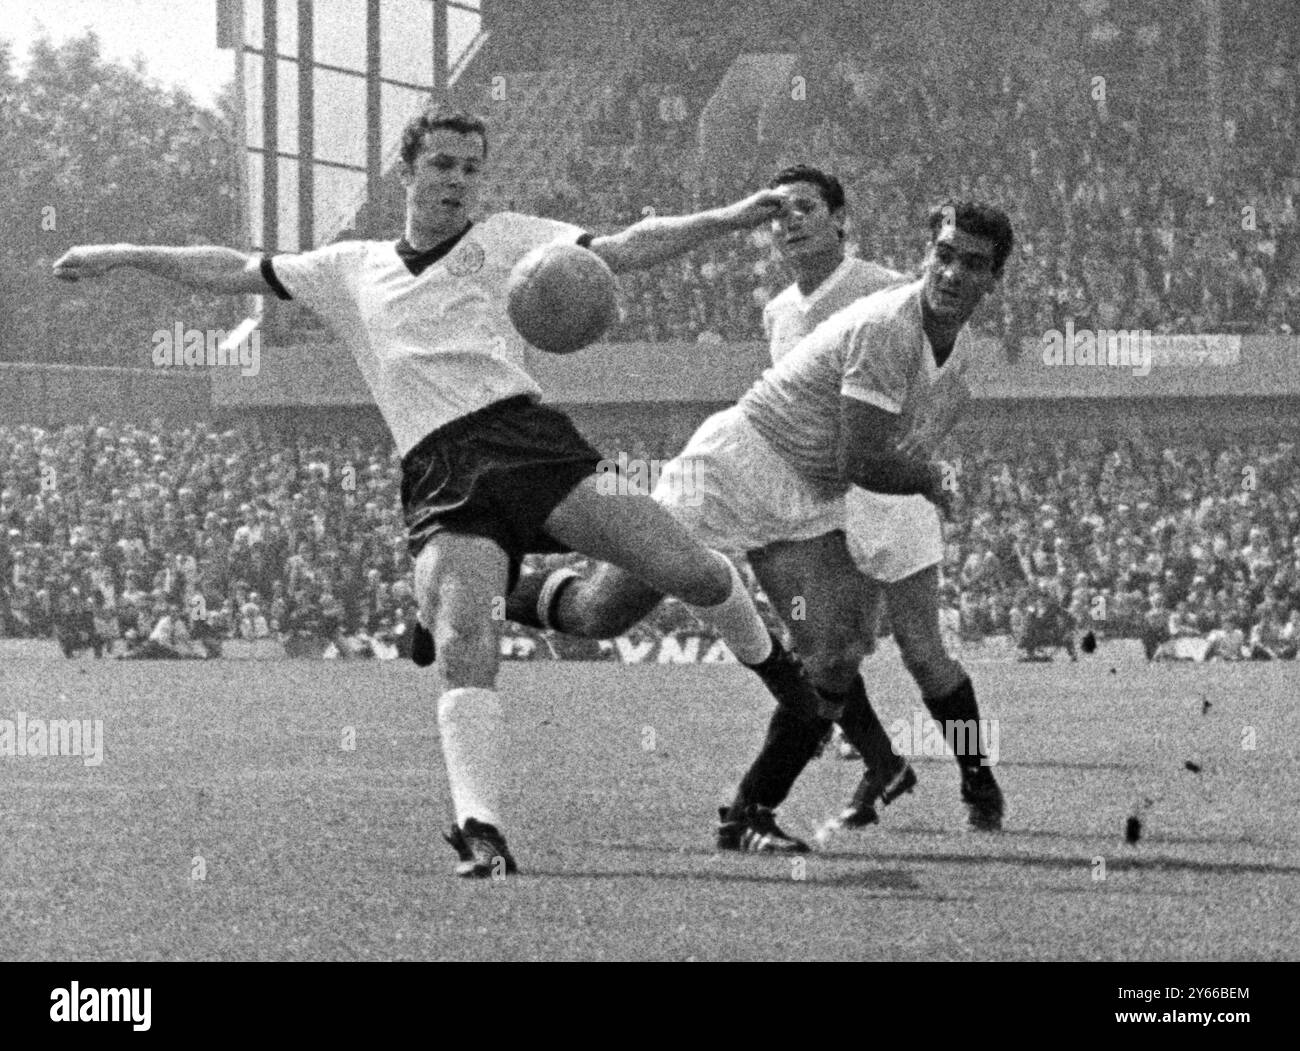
top-left (763, 255), bottom-right (906, 363)
top-left (738, 277), bottom-right (974, 502)
top-left (267, 212), bottom-right (584, 457)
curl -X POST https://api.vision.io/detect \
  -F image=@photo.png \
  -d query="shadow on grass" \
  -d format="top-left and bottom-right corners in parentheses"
top-left (505, 864), bottom-right (965, 899)
top-left (814, 848), bottom-right (1300, 878)
top-left (587, 837), bottom-right (1300, 879)
top-left (883, 825), bottom-right (1285, 850)
top-left (879, 757), bottom-right (1140, 772)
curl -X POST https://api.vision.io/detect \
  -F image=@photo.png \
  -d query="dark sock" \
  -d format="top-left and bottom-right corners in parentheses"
top-left (743, 635), bottom-right (824, 721)
top-left (411, 623), bottom-right (436, 667)
top-left (923, 676), bottom-right (988, 773)
top-left (825, 673), bottom-right (898, 772)
top-left (503, 572), bottom-right (548, 629)
top-left (730, 704), bottom-right (831, 812)
top-left (503, 570), bottom-right (579, 631)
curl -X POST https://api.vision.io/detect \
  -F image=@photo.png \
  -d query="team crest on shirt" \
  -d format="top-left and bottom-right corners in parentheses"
top-left (445, 240), bottom-right (485, 276)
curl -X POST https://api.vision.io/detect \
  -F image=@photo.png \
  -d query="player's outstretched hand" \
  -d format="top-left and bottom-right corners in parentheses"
top-left (721, 188), bottom-right (789, 229)
top-left (52, 245), bottom-right (126, 282)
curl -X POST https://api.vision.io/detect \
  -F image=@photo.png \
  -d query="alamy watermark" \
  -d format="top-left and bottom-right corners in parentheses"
top-left (0, 711), bottom-right (104, 766)
top-left (152, 322), bottom-right (260, 377)
top-left (595, 451), bottom-right (703, 507)
top-left (1042, 321), bottom-right (1152, 377)
top-left (889, 712), bottom-right (999, 767)
top-left (50, 982), bottom-right (150, 1031)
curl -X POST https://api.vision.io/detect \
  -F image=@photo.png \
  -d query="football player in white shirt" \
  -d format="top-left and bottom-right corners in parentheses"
top-left (761, 168), bottom-right (906, 360)
top-left (53, 108), bottom-right (827, 879)
top-left (736, 165), bottom-right (914, 845)
top-left (759, 165), bottom-right (907, 749)
top-left (513, 197), bottom-right (1013, 842)
top-left (744, 168), bottom-right (1005, 841)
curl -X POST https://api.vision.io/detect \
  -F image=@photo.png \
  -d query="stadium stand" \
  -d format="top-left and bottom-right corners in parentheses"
top-left (449, 0), bottom-right (1300, 349)
top-left (10, 1), bottom-right (1296, 369)
top-left (4, 418), bottom-right (1300, 662)
top-left (9, 1), bottom-right (1298, 663)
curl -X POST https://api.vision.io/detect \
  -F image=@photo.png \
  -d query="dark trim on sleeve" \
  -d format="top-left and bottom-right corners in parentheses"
top-left (260, 255), bottom-right (293, 301)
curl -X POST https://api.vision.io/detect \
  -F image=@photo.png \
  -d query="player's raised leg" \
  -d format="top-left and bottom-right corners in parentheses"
top-left (886, 565), bottom-right (1003, 830)
top-left (538, 561), bottom-right (663, 639)
top-left (514, 466), bottom-right (835, 724)
top-left (414, 532), bottom-right (520, 878)
top-left (541, 475), bottom-right (785, 666)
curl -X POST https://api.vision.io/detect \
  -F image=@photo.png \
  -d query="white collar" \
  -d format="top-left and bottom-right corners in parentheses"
top-left (793, 255), bottom-right (857, 312)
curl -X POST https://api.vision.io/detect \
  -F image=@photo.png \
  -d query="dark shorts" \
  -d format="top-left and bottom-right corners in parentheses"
top-left (400, 395), bottom-right (602, 591)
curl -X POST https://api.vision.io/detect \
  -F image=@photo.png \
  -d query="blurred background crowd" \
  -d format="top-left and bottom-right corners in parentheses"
top-left (4, 419), bottom-right (1299, 662)
top-left (486, 0), bottom-right (1299, 350)
top-left (4, 0), bottom-right (1297, 662)
top-left (8, 0), bottom-right (1296, 368)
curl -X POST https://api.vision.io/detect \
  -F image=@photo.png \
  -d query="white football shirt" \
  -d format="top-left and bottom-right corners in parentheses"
top-left (738, 278), bottom-right (974, 498)
top-left (763, 255), bottom-right (906, 363)
top-left (267, 212), bottom-right (586, 456)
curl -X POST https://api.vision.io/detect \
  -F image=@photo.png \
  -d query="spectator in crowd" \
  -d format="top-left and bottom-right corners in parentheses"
top-left (5, 359), bottom-right (1300, 665)
top-left (464, 5), bottom-right (1297, 349)
top-left (125, 601), bottom-right (205, 660)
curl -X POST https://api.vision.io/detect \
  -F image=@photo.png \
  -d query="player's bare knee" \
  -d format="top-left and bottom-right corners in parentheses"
top-left (434, 612), bottom-right (498, 687)
top-left (413, 549), bottom-right (439, 610)
top-left (436, 628), bottom-right (498, 688)
top-left (668, 554), bottom-right (730, 608)
top-left (416, 592), bottom-right (438, 631)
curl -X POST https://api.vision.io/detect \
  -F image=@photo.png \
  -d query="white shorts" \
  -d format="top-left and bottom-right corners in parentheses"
top-left (844, 486), bottom-right (943, 583)
top-left (651, 406), bottom-right (844, 553)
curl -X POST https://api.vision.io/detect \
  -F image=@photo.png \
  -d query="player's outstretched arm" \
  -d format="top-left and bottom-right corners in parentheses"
top-left (839, 394), bottom-right (952, 513)
top-left (52, 245), bottom-right (270, 295)
top-left (586, 189), bottom-right (787, 274)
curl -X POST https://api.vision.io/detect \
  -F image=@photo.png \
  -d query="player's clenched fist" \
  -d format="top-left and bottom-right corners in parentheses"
top-left (52, 245), bottom-right (130, 282)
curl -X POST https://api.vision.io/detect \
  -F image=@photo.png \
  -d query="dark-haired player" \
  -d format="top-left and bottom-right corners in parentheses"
top-left (751, 173), bottom-right (1006, 839)
top-left (512, 198), bottom-right (1013, 844)
top-left (736, 163), bottom-right (912, 841)
top-left (53, 108), bottom-right (829, 880)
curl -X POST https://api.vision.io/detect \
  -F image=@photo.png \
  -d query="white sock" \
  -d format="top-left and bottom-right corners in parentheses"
top-left (686, 552), bottom-right (773, 664)
top-left (436, 687), bottom-right (505, 829)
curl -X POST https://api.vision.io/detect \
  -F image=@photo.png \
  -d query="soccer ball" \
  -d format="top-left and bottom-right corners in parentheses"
top-left (507, 242), bottom-right (617, 354)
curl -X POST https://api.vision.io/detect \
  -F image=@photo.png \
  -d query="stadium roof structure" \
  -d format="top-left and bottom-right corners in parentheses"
top-left (214, 0), bottom-right (486, 362)
top-left (217, 0), bottom-right (485, 255)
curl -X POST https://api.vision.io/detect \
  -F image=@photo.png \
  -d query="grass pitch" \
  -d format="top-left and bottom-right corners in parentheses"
top-left (1, 649), bottom-right (1297, 961)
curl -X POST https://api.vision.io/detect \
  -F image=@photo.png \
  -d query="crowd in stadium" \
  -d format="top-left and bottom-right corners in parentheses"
top-left (943, 432), bottom-right (1300, 661)
top-left (510, 6), bottom-right (1299, 349)
top-left (3, 419), bottom-right (1299, 662)
top-left (5, 3), bottom-right (1297, 661)
top-left (15, 5), bottom-right (1296, 370)
top-left (0, 421), bottom-right (418, 659)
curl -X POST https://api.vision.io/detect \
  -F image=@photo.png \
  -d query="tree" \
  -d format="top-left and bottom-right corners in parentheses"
top-left (0, 32), bottom-right (242, 366)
